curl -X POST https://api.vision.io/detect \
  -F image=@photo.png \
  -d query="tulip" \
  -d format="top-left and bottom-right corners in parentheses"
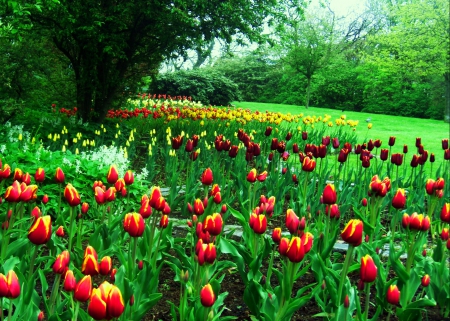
top-left (322, 184), bottom-right (337, 204)
top-left (13, 168), bottom-right (23, 181)
top-left (38, 311), bottom-right (44, 321)
top-left (42, 194), bottom-right (49, 204)
top-left (105, 187), bottom-right (116, 202)
top-left (421, 275), bottom-right (430, 287)
top-left (0, 274), bottom-right (7, 295)
top-left (447, 239), bottom-right (450, 250)
top-left (228, 145), bottom-right (239, 158)
top-left (28, 215), bottom-right (52, 245)
top-left (160, 214), bottom-right (169, 228)
top-left (445, 149), bottom-right (450, 160)
top-left (292, 143), bottom-right (299, 154)
top-left (84, 245), bottom-right (98, 260)
top-left (5, 270), bottom-right (20, 298)
top-left (99, 256), bottom-right (112, 275)
top-left (63, 270), bottom-right (77, 292)
top-left (81, 202), bottom-right (89, 214)
top-left (114, 178), bottom-right (125, 192)
top-left (106, 164), bottom-right (119, 184)
top-left (344, 295), bottom-right (350, 308)
top-left (200, 168), bottom-right (213, 185)
top-left (124, 170), bottom-right (134, 185)
top-left (441, 203), bottom-right (450, 223)
top-left (332, 137), bottom-right (340, 149)
top-left (338, 149), bottom-right (349, 163)
top-left (0, 164), bottom-right (11, 181)
top-left (185, 139), bottom-right (194, 152)
top-left (286, 209), bottom-right (299, 234)
top-left (374, 139), bottom-right (382, 148)
top-left (388, 136), bottom-right (396, 147)
top-left (318, 144), bottom-right (327, 158)
top-left (249, 213), bottom-right (267, 234)
top-left (88, 288), bottom-right (108, 320)
top-left (33, 168), bottom-right (45, 183)
top-left (123, 213), bottom-right (145, 237)
top-left (272, 228), bottom-right (282, 243)
top-left (279, 237), bottom-right (289, 256)
top-left (387, 284), bottom-right (400, 306)
top-left (139, 199), bottom-right (152, 218)
top-left (200, 284), bottom-right (216, 307)
top-left (246, 168), bottom-right (257, 183)
top-left (64, 183), bottom-right (81, 207)
top-left (341, 219), bottom-right (363, 247)
top-left (277, 141), bottom-right (286, 154)
top-left (442, 139), bottom-right (449, 150)
top-left (285, 132), bottom-right (292, 141)
top-left (31, 206), bottom-right (42, 220)
top-left (360, 255), bottom-right (377, 283)
top-left (265, 126), bottom-right (272, 136)
top-left (270, 138), bottom-right (278, 150)
top-left (193, 198), bottom-right (205, 215)
top-left (392, 189), bottom-right (406, 209)
top-left (434, 177), bottom-right (445, 190)
top-left (322, 136), bottom-right (330, 146)
top-left (302, 156), bottom-right (316, 172)
top-left (20, 184), bottom-right (38, 202)
top-left (203, 213), bottom-right (223, 236)
top-left (4, 180), bottom-right (22, 202)
top-left (441, 228), bottom-right (449, 241)
top-left (285, 236), bottom-right (305, 263)
top-left (95, 186), bottom-right (106, 205)
top-left (53, 250), bottom-right (70, 274)
top-left (107, 284), bottom-right (125, 318)
top-left (54, 167), bottom-right (65, 184)
top-left (257, 171), bottom-right (268, 182)
top-left (82, 254), bottom-right (99, 276)
top-left (301, 131), bottom-right (308, 140)
top-left (56, 226), bottom-right (65, 237)
top-left (203, 243), bottom-right (217, 264)
top-left (325, 204), bottom-right (340, 219)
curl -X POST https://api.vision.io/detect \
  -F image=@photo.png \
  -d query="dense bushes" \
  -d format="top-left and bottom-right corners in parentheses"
top-left (150, 69), bottom-right (241, 106)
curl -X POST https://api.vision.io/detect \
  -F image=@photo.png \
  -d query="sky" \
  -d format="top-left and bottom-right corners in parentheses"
top-left (310, 0), bottom-right (368, 18)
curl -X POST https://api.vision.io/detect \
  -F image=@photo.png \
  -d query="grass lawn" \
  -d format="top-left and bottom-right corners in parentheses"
top-left (233, 101), bottom-right (450, 159)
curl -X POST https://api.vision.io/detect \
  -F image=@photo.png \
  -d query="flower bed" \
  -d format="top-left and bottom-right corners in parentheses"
top-left (0, 98), bottom-right (449, 320)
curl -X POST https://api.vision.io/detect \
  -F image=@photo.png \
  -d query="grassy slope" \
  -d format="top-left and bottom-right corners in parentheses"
top-left (233, 102), bottom-right (450, 162)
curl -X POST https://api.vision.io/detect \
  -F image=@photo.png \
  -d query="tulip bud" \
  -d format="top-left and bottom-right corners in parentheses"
top-left (38, 311), bottom-right (45, 321)
top-left (99, 256), bottom-right (112, 275)
top-left (138, 260), bottom-right (144, 270)
top-left (124, 170), bottom-right (134, 185)
top-left (201, 168), bottom-right (213, 185)
top-left (392, 189), bottom-right (406, 209)
top-left (361, 198), bottom-right (368, 207)
top-left (360, 255), bottom-right (377, 283)
top-left (247, 168), bottom-right (257, 183)
top-left (106, 164), bottom-right (119, 184)
top-left (63, 270), bottom-right (77, 292)
top-left (322, 184), bottom-right (337, 204)
top-left (110, 268), bottom-right (117, 282)
top-left (54, 167), bottom-right (65, 184)
top-left (344, 295), bottom-right (350, 308)
top-left (28, 215), bottom-right (52, 245)
top-left (441, 228), bottom-right (449, 241)
top-left (200, 284), bottom-right (216, 307)
top-left (64, 183), bottom-right (81, 207)
top-left (341, 219), bottom-right (363, 247)
top-left (35, 168), bottom-right (45, 183)
top-left (387, 285), bottom-right (400, 306)
top-left (56, 226), bottom-right (65, 237)
top-left (42, 194), bottom-right (49, 204)
top-left (421, 275), bottom-right (430, 287)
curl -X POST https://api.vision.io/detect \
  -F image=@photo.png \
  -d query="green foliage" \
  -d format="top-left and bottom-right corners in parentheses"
top-left (151, 69), bottom-right (241, 106)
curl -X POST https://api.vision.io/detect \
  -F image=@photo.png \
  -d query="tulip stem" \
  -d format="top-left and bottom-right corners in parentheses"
top-left (27, 245), bottom-right (38, 283)
top-left (266, 245), bottom-right (275, 289)
top-left (76, 217), bottom-right (83, 249)
top-left (337, 245), bottom-right (354, 311)
top-left (1, 203), bottom-right (17, 263)
top-left (0, 299), bottom-right (3, 321)
top-left (148, 214), bottom-right (158, 265)
top-left (7, 299), bottom-right (13, 321)
top-left (72, 301), bottom-right (79, 321)
top-left (49, 273), bottom-right (62, 315)
top-left (364, 283), bottom-right (371, 321)
top-left (68, 207), bottom-right (75, 253)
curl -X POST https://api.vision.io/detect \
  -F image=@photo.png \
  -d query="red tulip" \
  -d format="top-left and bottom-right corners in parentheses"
top-left (53, 250), bottom-right (70, 274)
top-left (279, 237), bottom-right (289, 256)
top-left (38, 311), bottom-right (44, 321)
top-left (124, 170), bottom-right (134, 185)
top-left (443, 139), bottom-right (449, 150)
top-left (247, 168), bottom-right (257, 183)
top-left (0, 164), bottom-right (11, 181)
top-left (360, 255), bottom-right (377, 283)
top-left (160, 214), bottom-right (169, 228)
top-left (322, 184), bottom-right (337, 204)
top-left (440, 228), bottom-right (449, 241)
top-left (388, 136), bottom-right (396, 147)
top-left (285, 236), bottom-right (305, 263)
top-left (203, 243), bottom-right (217, 264)
top-left (201, 168), bottom-right (213, 185)
top-left (34, 168), bottom-right (45, 183)
top-left (13, 168), bottom-right (23, 181)
top-left (63, 270), bottom-right (77, 292)
top-left (20, 184), bottom-right (38, 202)
top-left (200, 284), bottom-right (216, 307)
top-left (82, 254), bottom-right (99, 276)
top-left (81, 202), bottom-right (89, 214)
top-left (84, 245), bottom-right (98, 260)
top-left (392, 189), bottom-right (406, 209)
top-left (249, 213), bottom-right (267, 234)
top-left (341, 219), bottom-right (363, 247)
top-left (107, 284), bottom-right (126, 318)
top-left (338, 149), bottom-right (349, 163)
top-left (441, 203), bottom-right (450, 223)
top-left (54, 167), bottom-right (65, 184)
top-left (4, 180), bottom-right (22, 202)
top-left (42, 194), bottom-right (49, 204)
top-left (272, 228), bottom-right (281, 243)
top-left (64, 183), bottom-right (81, 207)
top-left (302, 131), bottom-right (308, 140)
top-left (99, 256), bottom-right (112, 275)
top-left (104, 187), bottom-right (116, 202)
top-left (139, 199), bottom-right (152, 218)
top-left (387, 284), bottom-right (400, 306)
top-left (265, 126), bottom-right (272, 136)
top-left (344, 295), bottom-right (350, 308)
top-left (55, 226), bottom-right (65, 237)
top-left (421, 274), bottom-right (430, 287)
top-left (203, 213), bottom-right (223, 236)
top-left (5, 270), bottom-right (20, 299)
top-left (123, 213), bottom-right (145, 237)
top-left (228, 145), bottom-right (239, 158)
top-left (193, 198), bottom-right (204, 215)
top-left (28, 215), bottom-right (52, 245)
top-left (114, 178), bottom-right (125, 192)
top-left (22, 172), bottom-right (32, 185)
top-left (106, 164), bottom-right (119, 184)
top-left (286, 209), bottom-right (299, 234)
top-left (302, 156), bottom-right (316, 172)
top-left (325, 204), bottom-right (340, 219)
top-left (95, 186), bottom-right (106, 205)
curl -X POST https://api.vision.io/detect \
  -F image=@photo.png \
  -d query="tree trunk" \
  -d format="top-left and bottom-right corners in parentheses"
top-left (305, 77), bottom-right (311, 108)
top-left (444, 72), bottom-right (450, 122)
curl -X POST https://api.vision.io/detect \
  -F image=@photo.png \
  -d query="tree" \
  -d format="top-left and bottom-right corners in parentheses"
top-left (362, 0), bottom-right (449, 119)
top-left (19, 0), bottom-right (276, 122)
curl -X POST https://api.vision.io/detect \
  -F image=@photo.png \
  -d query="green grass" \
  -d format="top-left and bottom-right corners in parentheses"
top-left (233, 101), bottom-right (449, 162)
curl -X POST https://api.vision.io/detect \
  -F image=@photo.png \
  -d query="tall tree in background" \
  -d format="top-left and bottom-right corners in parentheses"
top-left (361, 0), bottom-right (449, 118)
top-left (11, 0), bottom-right (277, 122)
